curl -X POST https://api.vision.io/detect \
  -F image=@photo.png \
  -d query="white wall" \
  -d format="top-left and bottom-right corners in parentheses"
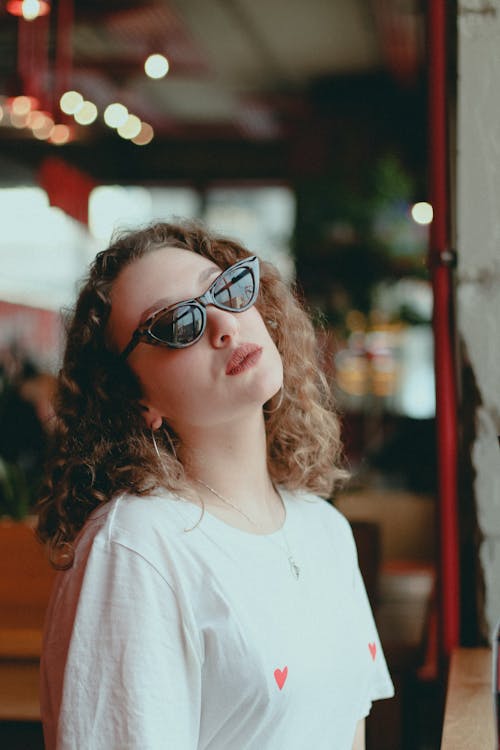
top-left (457, 2), bottom-right (500, 639)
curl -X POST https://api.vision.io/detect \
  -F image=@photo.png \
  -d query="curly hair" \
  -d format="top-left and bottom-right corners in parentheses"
top-left (36, 220), bottom-right (348, 567)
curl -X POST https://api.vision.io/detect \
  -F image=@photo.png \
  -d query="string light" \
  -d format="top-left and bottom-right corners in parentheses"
top-left (104, 103), bottom-right (128, 128)
top-left (74, 101), bottom-right (98, 125)
top-left (131, 122), bottom-right (154, 146)
top-left (117, 114), bottom-right (141, 139)
top-left (27, 111), bottom-right (47, 129)
top-left (11, 95), bottom-right (36, 116)
top-left (49, 124), bottom-right (71, 145)
top-left (10, 112), bottom-right (29, 128)
top-left (32, 114), bottom-right (54, 140)
top-left (60, 91), bottom-right (84, 115)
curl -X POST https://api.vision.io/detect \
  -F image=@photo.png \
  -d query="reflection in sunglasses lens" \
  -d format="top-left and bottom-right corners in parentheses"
top-left (152, 305), bottom-right (204, 345)
top-left (215, 267), bottom-right (254, 310)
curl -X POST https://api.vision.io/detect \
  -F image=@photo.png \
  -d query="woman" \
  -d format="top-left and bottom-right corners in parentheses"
top-left (37, 220), bottom-right (394, 750)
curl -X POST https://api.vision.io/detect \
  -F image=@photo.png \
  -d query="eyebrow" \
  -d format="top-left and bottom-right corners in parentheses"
top-left (139, 264), bottom-right (221, 323)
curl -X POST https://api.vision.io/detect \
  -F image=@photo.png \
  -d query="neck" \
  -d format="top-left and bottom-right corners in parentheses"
top-left (177, 410), bottom-right (276, 515)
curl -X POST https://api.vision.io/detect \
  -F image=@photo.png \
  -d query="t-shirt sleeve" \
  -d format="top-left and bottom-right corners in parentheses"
top-left (336, 515), bottom-right (395, 720)
top-left (47, 537), bottom-right (202, 750)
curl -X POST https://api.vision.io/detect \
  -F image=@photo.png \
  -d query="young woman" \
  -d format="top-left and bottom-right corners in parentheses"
top-left (37, 220), bottom-right (394, 750)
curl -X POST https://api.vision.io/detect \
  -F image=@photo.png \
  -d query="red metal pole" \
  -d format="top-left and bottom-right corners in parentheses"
top-left (54, 0), bottom-right (74, 107)
top-left (428, 0), bottom-right (460, 659)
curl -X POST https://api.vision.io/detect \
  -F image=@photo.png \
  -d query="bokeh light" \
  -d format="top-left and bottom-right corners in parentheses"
top-left (11, 95), bottom-right (35, 116)
top-left (144, 54), bottom-right (169, 79)
top-left (411, 202), bottom-right (433, 225)
top-left (131, 122), bottom-right (154, 146)
top-left (104, 103), bottom-right (128, 128)
top-left (27, 111), bottom-right (47, 129)
top-left (21, 0), bottom-right (43, 20)
top-left (6, 0), bottom-right (50, 20)
top-left (74, 101), bottom-right (98, 125)
top-left (10, 112), bottom-right (29, 128)
top-left (60, 91), bottom-right (83, 115)
top-left (49, 124), bottom-right (71, 145)
top-left (32, 114), bottom-right (54, 139)
top-left (117, 114), bottom-right (141, 139)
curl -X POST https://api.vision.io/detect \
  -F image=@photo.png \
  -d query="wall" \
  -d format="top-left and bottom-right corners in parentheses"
top-left (457, 0), bottom-right (500, 638)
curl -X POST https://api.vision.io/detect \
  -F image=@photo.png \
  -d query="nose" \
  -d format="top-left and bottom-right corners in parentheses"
top-left (205, 305), bottom-right (239, 348)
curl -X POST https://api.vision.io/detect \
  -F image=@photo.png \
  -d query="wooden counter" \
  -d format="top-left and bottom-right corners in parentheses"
top-left (0, 660), bottom-right (40, 721)
top-left (441, 648), bottom-right (496, 749)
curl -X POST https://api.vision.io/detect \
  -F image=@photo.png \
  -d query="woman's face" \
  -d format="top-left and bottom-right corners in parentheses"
top-left (108, 246), bottom-right (283, 436)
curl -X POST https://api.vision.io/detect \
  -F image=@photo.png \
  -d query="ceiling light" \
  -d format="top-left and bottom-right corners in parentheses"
top-left (131, 122), bottom-right (154, 146)
top-left (74, 101), bottom-right (98, 125)
top-left (104, 103), bottom-right (128, 128)
top-left (144, 54), bottom-right (169, 80)
top-left (117, 114), bottom-right (141, 139)
top-left (6, 0), bottom-right (51, 20)
top-left (60, 91), bottom-right (84, 115)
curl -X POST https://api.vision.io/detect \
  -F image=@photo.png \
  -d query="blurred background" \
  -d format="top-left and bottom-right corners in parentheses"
top-left (0, 1), bottom-right (483, 749)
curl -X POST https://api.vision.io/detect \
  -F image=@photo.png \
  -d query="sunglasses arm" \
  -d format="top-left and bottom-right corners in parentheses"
top-left (120, 330), bottom-right (142, 360)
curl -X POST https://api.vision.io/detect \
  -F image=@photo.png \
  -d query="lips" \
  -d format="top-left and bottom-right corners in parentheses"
top-left (226, 343), bottom-right (263, 375)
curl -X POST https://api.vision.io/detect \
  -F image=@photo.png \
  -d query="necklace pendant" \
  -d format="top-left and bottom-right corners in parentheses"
top-left (289, 556), bottom-right (300, 579)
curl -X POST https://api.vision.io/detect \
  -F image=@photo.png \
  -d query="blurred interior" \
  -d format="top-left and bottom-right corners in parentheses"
top-left (0, 1), bottom-right (446, 748)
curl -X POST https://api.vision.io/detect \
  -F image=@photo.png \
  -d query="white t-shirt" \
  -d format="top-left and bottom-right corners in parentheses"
top-left (40, 487), bottom-right (394, 750)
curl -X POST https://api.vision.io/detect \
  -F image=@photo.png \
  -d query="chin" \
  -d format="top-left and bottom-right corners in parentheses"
top-left (262, 372), bottom-right (284, 404)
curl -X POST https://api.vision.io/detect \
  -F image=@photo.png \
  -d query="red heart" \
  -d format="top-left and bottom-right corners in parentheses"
top-left (274, 666), bottom-right (288, 690)
top-left (368, 642), bottom-right (377, 660)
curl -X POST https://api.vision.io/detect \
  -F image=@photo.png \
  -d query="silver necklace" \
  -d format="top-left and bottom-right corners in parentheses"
top-left (195, 479), bottom-right (301, 580)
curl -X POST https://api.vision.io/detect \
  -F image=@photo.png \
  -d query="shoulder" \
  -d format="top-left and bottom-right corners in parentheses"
top-left (76, 488), bottom-right (192, 568)
top-left (284, 487), bottom-right (356, 553)
top-left (285, 486), bottom-right (353, 528)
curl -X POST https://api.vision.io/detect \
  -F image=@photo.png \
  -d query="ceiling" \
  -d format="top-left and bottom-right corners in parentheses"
top-left (0, 0), bottom-right (426, 178)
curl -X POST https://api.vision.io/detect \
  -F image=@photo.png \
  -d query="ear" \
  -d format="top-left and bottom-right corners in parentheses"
top-left (139, 403), bottom-right (163, 431)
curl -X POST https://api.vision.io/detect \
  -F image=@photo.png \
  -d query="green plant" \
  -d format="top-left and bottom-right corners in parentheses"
top-left (0, 457), bottom-right (32, 520)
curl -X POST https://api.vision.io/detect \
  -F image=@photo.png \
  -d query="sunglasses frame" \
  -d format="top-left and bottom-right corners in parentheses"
top-left (120, 255), bottom-right (260, 359)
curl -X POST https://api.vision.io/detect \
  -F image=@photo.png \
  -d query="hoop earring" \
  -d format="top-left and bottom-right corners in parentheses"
top-left (150, 427), bottom-right (205, 533)
top-left (151, 421), bottom-right (178, 459)
top-left (151, 428), bottom-right (163, 463)
top-left (263, 387), bottom-right (284, 415)
top-left (163, 425), bottom-right (178, 460)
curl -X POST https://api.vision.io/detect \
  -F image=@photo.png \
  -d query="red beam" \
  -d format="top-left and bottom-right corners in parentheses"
top-left (428, 0), bottom-right (460, 660)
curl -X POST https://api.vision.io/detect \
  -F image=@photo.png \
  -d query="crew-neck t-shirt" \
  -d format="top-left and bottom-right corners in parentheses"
top-left (40, 487), bottom-right (395, 750)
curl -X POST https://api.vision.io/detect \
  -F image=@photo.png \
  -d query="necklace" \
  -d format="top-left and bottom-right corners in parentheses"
top-left (194, 479), bottom-right (301, 580)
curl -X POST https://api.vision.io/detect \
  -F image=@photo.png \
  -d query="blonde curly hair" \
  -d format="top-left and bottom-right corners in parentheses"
top-left (36, 220), bottom-right (348, 567)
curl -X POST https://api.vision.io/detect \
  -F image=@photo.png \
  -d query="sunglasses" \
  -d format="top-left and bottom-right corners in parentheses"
top-left (120, 255), bottom-right (260, 358)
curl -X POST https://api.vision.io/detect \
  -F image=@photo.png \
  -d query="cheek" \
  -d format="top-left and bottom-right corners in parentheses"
top-left (134, 349), bottom-right (196, 406)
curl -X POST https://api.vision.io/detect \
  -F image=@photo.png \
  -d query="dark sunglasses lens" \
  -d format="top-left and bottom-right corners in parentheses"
top-left (213, 265), bottom-right (256, 310)
top-left (151, 304), bottom-right (204, 346)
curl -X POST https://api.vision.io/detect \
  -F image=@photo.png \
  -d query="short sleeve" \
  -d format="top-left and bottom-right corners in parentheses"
top-left (348, 530), bottom-right (395, 719)
top-left (41, 537), bottom-right (202, 750)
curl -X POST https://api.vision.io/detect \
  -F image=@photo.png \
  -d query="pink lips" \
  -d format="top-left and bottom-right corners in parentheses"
top-left (226, 343), bottom-right (263, 375)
